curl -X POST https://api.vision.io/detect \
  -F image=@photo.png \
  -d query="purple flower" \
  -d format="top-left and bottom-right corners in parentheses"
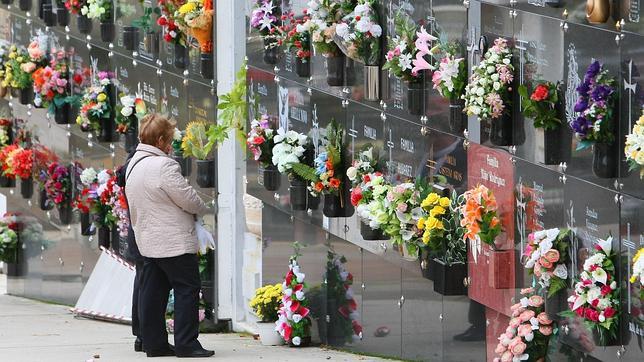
top-left (576, 82), bottom-right (590, 95)
top-left (574, 99), bottom-right (588, 113)
top-left (585, 60), bottom-right (601, 79)
top-left (591, 85), bottom-right (612, 101)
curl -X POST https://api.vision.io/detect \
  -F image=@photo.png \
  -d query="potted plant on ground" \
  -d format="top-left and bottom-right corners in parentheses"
top-left (171, 127), bottom-right (191, 177)
top-left (347, 146), bottom-right (387, 240)
top-left (275, 248), bottom-right (312, 347)
top-left (32, 50), bottom-right (74, 125)
top-left (430, 42), bottom-right (468, 133)
top-left (463, 37), bottom-right (515, 146)
top-left (181, 121), bottom-right (216, 188)
top-left (116, 93), bottom-right (146, 153)
top-left (44, 162), bottom-right (73, 225)
top-left (66, 0), bottom-right (92, 34)
top-left (251, 0), bottom-right (281, 65)
top-left (270, 128), bottom-right (312, 211)
top-left (334, 0), bottom-right (382, 101)
top-left (174, 0), bottom-right (214, 79)
top-left (247, 113), bottom-right (279, 191)
top-left (324, 251), bottom-right (362, 346)
top-left (570, 60), bottom-right (617, 179)
top-left (250, 283), bottom-right (283, 346)
top-left (158, 0), bottom-right (189, 69)
top-left (82, 0), bottom-right (115, 43)
top-left (76, 71), bottom-right (116, 142)
top-left (625, 112), bottom-right (644, 179)
top-left (281, 11), bottom-right (312, 78)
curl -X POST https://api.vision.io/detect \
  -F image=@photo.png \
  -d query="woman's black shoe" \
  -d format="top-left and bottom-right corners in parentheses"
top-left (146, 344), bottom-right (175, 357)
top-left (176, 347), bottom-right (215, 358)
top-left (134, 337), bottom-right (143, 352)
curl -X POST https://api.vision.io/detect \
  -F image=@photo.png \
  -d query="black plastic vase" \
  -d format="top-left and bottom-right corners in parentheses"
top-left (39, 187), bottom-right (53, 210)
top-left (77, 14), bottom-right (92, 34)
top-left (449, 98), bottom-right (466, 134)
top-left (262, 39), bottom-right (279, 65)
top-left (295, 57), bottom-right (310, 78)
top-left (57, 6), bottom-right (69, 27)
top-left (289, 179), bottom-right (307, 211)
top-left (97, 226), bottom-right (110, 249)
top-left (19, 0), bottom-right (30, 11)
top-left (196, 159), bottom-right (215, 188)
top-left (54, 103), bottom-right (71, 124)
top-left (57, 204), bottom-right (73, 225)
top-left (200, 52), bottom-right (214, 79)
top-left (80, 212), bottom-right (94, 236)
top-left (592, 142), bottom-right (617, 178)
top-left (122, 26), bottom-right (140, 51)
top-left (325, 55), bottom-right (344, 86)
top-left (174, 43), bottom-right (188, 69)
top-left (172, 153), bottom-right (192, 177)
top-left (43, 3), bottom-right (55, 26)
top-left (406, 79), bottom-right (424, 116)
top-left (360, 220), bottom-right (387, 240)
top-left (124, 127), bottom-right (139, 154)
top-left (259, 164), bottom-right (280, 191)
top-left (20, 178), bottom-right (33, 199)
top-left (19, 87), bottom-right (33, 105)
top-left (100, 22), bottom-right (116, 43)
top-left (489, 112), bottom-right (514, 146)
top-left (431, 259), bottom-right (468, 296)
top-left (0, 174), bottom-right (15, 188)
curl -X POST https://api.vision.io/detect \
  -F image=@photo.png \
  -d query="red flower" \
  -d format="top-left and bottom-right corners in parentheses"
top-left (362, 174), bottom-right (371, 183)
top-left (73, 73), bottom-right (83, 85)
top-left (314, 182), bottom-right (324, 193)
top-left (591, 299), bottom-right (599, 307)
top-left (164, 33), bottom-right (173, 43)
top-left (157, 17), bottom-right (168, 26)
top-left (329, 178), bottom-right (340, 189)
top-left (350, 188), bottom-right (363, 206)
top-left (575, 307), bottom-right (585, 317)
top-left (283, 324), bottom-right (292, 341)
top-left (530, 84), bottom-right (549, 102)
top-left (352, 320), bottom-right (362, 336)
top-left (604, 307), bottom-right (616, 318)
top-left (600, 285), bottom-right (612, 296)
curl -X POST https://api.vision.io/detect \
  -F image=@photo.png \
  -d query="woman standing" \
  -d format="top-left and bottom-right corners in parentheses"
top-left (125, 113), bottom-right (214, 358)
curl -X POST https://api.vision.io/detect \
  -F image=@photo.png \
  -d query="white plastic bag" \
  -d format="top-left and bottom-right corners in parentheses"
top-left (196, 222), bottom-right (215, 254)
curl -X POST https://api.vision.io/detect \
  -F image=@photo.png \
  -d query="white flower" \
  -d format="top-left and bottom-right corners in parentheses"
top-left (295, 290), bottom-right (305, 300)
top-left (346, 166), bottom-right (358, 181)
top-left (370, 24), bottom-right (382, 38)
top-left (80, 168), bottom-right (98, 185)
top-left (120, 106), bottom-right (133, 118)
top-left (335, 23), bottom-right (350, 40)
top-left (292, 314), bottom-right (302, 323)
top-left (284, 288), bottom-right (292, 297)
top-left (610, 281), bottom-right (617, 290)
top-left (295, 272), bottom-right (305, 283)
top-left (97, 170), bottom-right (111, 185)
top-left (598, 313), bottom-right (606, 322)
top-left (591, 267), bottom-right (608, 285)
top-left (173, 128), bottom-right (182, 141)
top-left (291, 336), bottom-right (301, 346)
top-left (553, 264), bottom-right (568, 279)
top-left (398, 53), bottom-right (412, 71)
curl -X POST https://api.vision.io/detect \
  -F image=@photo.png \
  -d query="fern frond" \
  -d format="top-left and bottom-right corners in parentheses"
top-left (290, 163), bottom-right (319, 183)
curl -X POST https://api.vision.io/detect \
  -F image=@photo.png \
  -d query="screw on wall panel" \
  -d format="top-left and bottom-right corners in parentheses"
top-left (420, 115), bottom-right (428, 124)
top-left (617, 346), bottom-right (625, 358)
top-left (326, 315), bottom-right (330, 323)
top-left (273, 193), bottom-right (280, 201)
top-left (274, 76), bottom-right (280, 83)
top-left (613, 180), bottom-right (620, 190)
top-left (560, 162), bottom-right (568, 172)
top-left (342, 99), bottom-right (349, 108)
top-left (421, 126), bottom-right (430, 136)
top-left (380, 112), bottom-right (386, 121)
top-left (289, 215), bottom-right (294, 222)
top-left (400, 295), bottom-right (405, 306)
top-left (620, 195), bottom-right (624, 204)
top-left (307, 87), bottom-right (312, 95)
top-left (380, 242), bottom-right (387, 251)
top-left (342, 87), bottom-right (350, 94)
top-left (509, 145), bottom-right (517, 154)
top-left (563, 325), bottom-right (569, 334)
top-left (486, 319), bottom-right (490, 326)
top-left (361, 283), bottom-right (365, 290)
top-left (132, 59), bottom-right (138, 66)
top-left (463, 0), bottom-right (469, 8)
top-left (306, 209), bottom-right (312, 216)
top-left (273, 66), bottom-right (279, 73)
top-left (79, 262), bottom-right (84, 273)
top-left (27, 200), bottom-right (31, 207)
top-left (559, 175), bottom-right (566, 184)
top-left (344, 225), bottom-right (349, 233)
top-left (616, 20), bottom-right (622, 31)
top-left (439, 313), bottom-right (444, 321)
top-left (614, 194), bottom-right (620, 204)
top-left (615, 35), bottom-right (621, 46)
top-left (463, 277), bottom-right (470, 287)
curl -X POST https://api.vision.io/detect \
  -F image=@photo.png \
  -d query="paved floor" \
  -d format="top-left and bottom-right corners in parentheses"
top-left (0, 274), bottom-right (388, 362)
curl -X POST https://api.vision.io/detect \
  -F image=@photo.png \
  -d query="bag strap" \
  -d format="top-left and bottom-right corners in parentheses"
top-left (126, 155), bottom-right (153, 183)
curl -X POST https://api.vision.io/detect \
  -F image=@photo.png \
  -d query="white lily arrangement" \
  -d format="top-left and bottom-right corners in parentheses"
top-left (271, 128), bottom-right (309, 175)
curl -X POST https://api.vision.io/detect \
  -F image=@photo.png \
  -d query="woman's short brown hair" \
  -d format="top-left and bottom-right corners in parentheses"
top-left (138, 113), bottom-right (176, 147)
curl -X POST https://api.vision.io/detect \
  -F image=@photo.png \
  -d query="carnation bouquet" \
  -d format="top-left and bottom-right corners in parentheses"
top-left (325, 251), bottom-right (362, 343)
top-left (44, 162), bottom-right (72, 206)
top-left (563, 236), bottom-right (619, 346)
top-left (624, 113), bottom-right (644, 179)
top-left (270, 128), bottom-right (310, 179)
top-left (250, 283), bottom-right (283, 323)
top-left (523, 228), bottom-right (571, 298)
top-left (81, 0), bottom-right (112, 22)
top-left (275, 254), bottom-right (311, 346)
top-left (174, 0), bottom-right (213, 52)
top-left (158, 0), bottom-right (187, 45)
top-left (76, 71), bottom-right (114, 132)
top-left (460, 184), bottom-right (501, 256)
top-left (518, 81), bottom-right (562, 130)
top-left (305, 0), bottom-right (356, 56)
top-left (383, 12), bottom-right (434, 82)
top-left (251, 0), bottom-right (281, 49)
top-left (570, 60), bottom-right (616, 149)
top-left (463, 38), bottom-right (514, 121)
top-left (381, 181), bottom-right (425, 257)
top-left (246, 114), bottom-right (276, 168)
top-left (493, 288), bottom-right (556, 362)
top-left (417, 191), bottom-right (466, 265)
top-left (280, 11), bottom-right (312, 62)
top-left (115, 94), bottom-right (146, 134)
top-left (0, 215), bottom-right (19, 263)
top-left (334, 0), bottom-right (382, 65)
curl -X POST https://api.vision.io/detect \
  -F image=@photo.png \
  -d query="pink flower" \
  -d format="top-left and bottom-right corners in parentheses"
top-left (28, 41), bottom-right (44, 60)
top-left (509, 340), bottom-right (527, 355)
top-left (520, 287), bottom-right (534, 296)
top-left (485, 92), bottom-right (504, 119)
top-left (500, 351), bottom-right (513, 362)
top-left (528, 295), bottom-right (544, 308)
top-left (536, 312), bottom-right (552, 325)
top-left (508, 317), bottom-right (521, 328)
top-left (519, 310), bottom-right (535, 322)
top-left (539, 325), bottom-right (553, 336)
top-left (497, 65), bottom-right (514, 84)
top-left (495, 343), bottom-right (507, 354)
top-left (432, 70), bottom-right (442, 89)
top-left (198, 309), bottom-right (206, 322)
top-left (20, 62), bottom-right (36, 73)
top-left (517, 324), bottom-right (532, 337)
top-left (386, 51), bottom-right (394, 61)
top-left (396, 203), bottom-right (408, 213)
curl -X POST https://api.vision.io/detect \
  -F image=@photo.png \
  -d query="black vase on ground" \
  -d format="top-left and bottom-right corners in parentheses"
top-left (0, 175), bottom-right (15, 188)
top-left (359, 220), bottom-right (387, 240)
top-left (57, 204), bottom-right (73, 225)
top-left (592, 142), bottom-right (617, 178)
top-left (173, 154), bottom-right (192, 177)
top-left (449, 98), bottom-right (466, 134)
top-left (489, 112), bottom-right (514, 146)
top-left (124, 127), bottom-right (139, 154)
top-left (77, 14), bottom-right (92, 34)
top-left (174, 43), bottom-right (188, 69)
top-left (406, 79), bottom-right (424, 116)
top-left (80, 212), bottom-right (94, 236)
top-left (57, 6), bottom-right (69, 26)
top-left (289, 179), bottom-right (307, 211)
top-left (259, 164), bottom-right (280, 191)
top-left (43, 4), bottom-right (55, 26)
top-left (20, 178), bottom-right (33, 199)
top-left (122, 26), bottom-right (140, 51)
top-left (98, 117), bottom-right (117, 142)
top-left (295, 57), bottom-right (310, 78)
top-left (19, 87), bottom-right (33, 105)
top-left (39, 187), bottom-right (52, 210)
top-left (200, 52), bottom-right (214, 79)
top-left (19, 0), bottom-right (30, 11)
top-left (196, 159), bottom-right (215, 188)
top-left (262, 39), bottom-right (279, 65)
top-left (100, 22), bottom-right (116, 43)
top-left (326, 55), bottom-right (344, 86)
top-left (592, 328), bottom-right (619, 347)
top-left (97, 226), bottom-right (111, 249)
top-left (431, 259), bottom-right (467, 296)
top-left (545, 289), bottom-right (567, 321)
top-left (54, 103), bottom-right (71, 124)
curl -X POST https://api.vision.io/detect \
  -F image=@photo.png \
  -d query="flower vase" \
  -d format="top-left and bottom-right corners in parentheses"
top-left (543, 126), bottom-right (571, 165)
top-left (57, 6), bottom-right (69, 27)
top-left (174, 43), bottom-right (189, 69)
top-left (39, 187), bottom-right (52, 210)
top-left (586, 0), bottom-right (610, 24)
top-left (419, 249), bottom-right (435, 280)
top-left (432, 259), bottom-right (468, 296)
top-left (360, 220), bottom-right (387, 240)
top-left (172, 153), bottom-right (192, 177)
top-left (258, 164), bottom-right (280, 191)
top-left (97, 226), bottom-right (111, 249)
top-left (545, 289), bottom-right (567, 321)
top-left (80, 212), bottom-right (94, 236)
top-left (124, 127), bottom-right (139, 154)
top-left (144, 31), bottom-right (160, 56)
top-left (20, 178), bottom-right (33, 199)
top-left (100, 21), bottom-right (116, 43)
top-left (289, 179), bottom-right (307, 211)
top-left (592, 328), bottom-right (619, 347)
top-left (0, 175), bottom-right (15, 188)
top-left (294, 57), bottom-right (310, 78)
top-left (325, 54), bottom-right (344, 86)
top-left (322, 191), bottom-right (353, 218)
top-left (98, 117), bottom-right (117, 143)
top-left (77, 14), bottom-right (93, 34)
top-left (0, 0), bottom-right (12, 5)
top-left (449, 98), bottom-right (466, 134)
top-left (488, 112), bottom-right (514, 146)
top-left (307, 193), bottom-right (320, 210)
top-left (122, 26), bottom-right (140, 51)
top-left (53, 103), bottom-right (71, 124)
top-left (406, 79), bottom-right (425, 116)
top-left (57, 204), bottom-right (73, 225)
top-left (257, 322), bottom-right (283, 346)
top-left (196, 159), bottom-right (215, 188)
top-left (43, 3), bottom-right (55, 26)
top-left (200, 52), bottom-right (214, 79)
top-left (363, 65), bottom-right (380, 102)
top-left (262, 39), bottom-right (279, 65)
top-left (19, 87), bottom-right (33, 105)
top-left (19, 0), bottom-right (30, 11)
top-left (592, 142), bottom-right (617, 178)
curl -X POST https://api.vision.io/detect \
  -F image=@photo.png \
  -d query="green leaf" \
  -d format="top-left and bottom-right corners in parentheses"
top-left (576, 140), bottom-right (593, 151)
top-left (290, 163), bottom-right (318, 183)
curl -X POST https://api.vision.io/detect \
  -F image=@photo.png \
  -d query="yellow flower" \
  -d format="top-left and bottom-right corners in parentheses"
top-left (439, 197), bottom-right (450, 208)
top-left (179, 2), bottom-right (197, 14)
top-left (97, 93), bottom-right (107, 102)
top-left (422, 230), bottom-right (430, 244)
top-left (8, 52), bottom-right (16, 59)
top-left (430, 206), bottom-right (446, 217)
top-left (417, 217), bottom-right (425, 230)
top-left (421, 193), bottom-right (440, 208)
top-left (426, 217), bottom-right (443, 230)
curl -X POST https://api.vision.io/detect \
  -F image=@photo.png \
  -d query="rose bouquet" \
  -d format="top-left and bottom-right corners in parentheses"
top-left (417, 191), bottom-right (466, 265)
top-left (460, 184), bottom-right (501, 250)
top-left (44, 162), bottom-right (72, 207)
top-left (250, 283), bottom-right (283, 323)
top-left (305, 0), bottom-right (355, 57)
top-left (158, 0), bottom-right (187, 45)
top-left (463, 37), bottom-right (514, 121)
top-left (518, 81), bottom-right (562, 130)
top-left (116, 94), bottom-right (146, 134)
top-left (275, 255), bottom-right (311, 346)
top-left (563, 236), bottom-right (619, 346)
top-left (381, 182), bottom-right (425, 257)
top-left (0, 216), bottom-right (19, 263)
top-left (174, 0), bottom-right (213, 53)
top-left (570, 60), bottom-right (616, 150)
top-left (76, 71), bottom-right (114, 133)
top-left (1, 43), bottom-right (45, 94)
top-left (325, 251), bottom-right (362, 343)
top-left (624, 113), bottom-right (644, 179)
top-left (493, 288), bottom-right (556, 362)
top-left (247, 114), bottom-right (276, 168)
top-left (523, 228), bottom-right (571, 298)
top-left (270, 128), bottom-right (310, 178)
top-left (334, 0), bottom-right (382, 66)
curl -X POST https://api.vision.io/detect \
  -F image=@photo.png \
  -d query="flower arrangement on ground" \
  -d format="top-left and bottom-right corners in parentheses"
top-left (518, 81), bottom-right (561, 130)
top-left (270, 128), bottom-right (310, 177)
top-left (44, 162), bottom-right (72, 206)
top-left (250, 283), bottom-right (283, 323)
top-left (275, 253), bottom-right (311, 346)
top-left (563, 236), bottom-right (619, 345)
top-left (325, 251), bottom-right (362, 343)
top-left (463, 38), bottom-right (514, 120)
top-left (381, 181), bottom-right (425, 257)
top-left (174, 0), bottom-right (213, 53)
top-left (417, 191), bottom-right (466, 265)
top-left (280, 11), bottom-right (312, 63)
top-left (305, 0), bottom-right (355, 56)
top-left (247, 114), bottom-right (277, 168)
top-left (115, 94), bottom-right (146, 134)
top-left (460, 184), bottom-right (501, 250)
top-left (81, 0), bottom-right (112, 22)
top-left (251, 0), bottom-right (281, 49)
top-left (430, 43), bottom-right (467, 103)
top-left (570, 60), bottom-right (616, 150)
top-left (383, 12), bottom-right (431, 82)
top-left (334, 0), bottom-right (382, 66)
top-left (493, 288), bottom-right (556, 362)
top-left (0, 215), bottom-right (19, 263)
top-left (523, 228), bottom-right (571, 298)
top-left (76, 71), bottom-right (114, 132)
top-left (625, 113), bottom-right (644, 179)
top-left (158, 0), bottom-right (187, 45)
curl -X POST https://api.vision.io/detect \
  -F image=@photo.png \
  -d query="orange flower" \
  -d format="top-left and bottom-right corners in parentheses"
top-left (314, 182), bottom-right (324, 192)
top-left (329, 178), bottom-right (340, 188)
top-left (490, 216), bottom-right (500, 228)
top-left (464, 199), bottom-right (482, 221)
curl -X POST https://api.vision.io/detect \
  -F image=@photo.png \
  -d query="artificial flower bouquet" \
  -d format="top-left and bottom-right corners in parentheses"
top-left (76, 71), bottom-right (114, 133)
top-left (0, 144), bottom-right (20, 181)
top-left (174, 0), bottom-right (214, 53)
top-left (64, 0), bottom-right (85, 14)
top-left (280, 11), bottom-right (312, 72)
top-left (430, 43), bottom-right (467, 103)
top-left (463, 37), bottom-right (514, 121)
top-left (81, 0), bottom-right (112, 23)
top-left (0, 215), bottom-right (19, 263)
top-left (250, 283), bottom-right (283, 323)
top-left (247, 113), bottom-right (277, 168)
top-left (275, 255), bottom-right (311, 346)
top-left (460, 184), bottom-right (501, 250)
top-left (347, 146), bottom-right (388, 236)
top-left (631, 247), bottom-right (644, 299)
top-left (78, 167), bottom-right (116, 229)
top-left (31, 50), bottom-right (72, 113)
top-left (6, 146), bottom-right (33, 184)
top-left (381, 181), bottom-right (425, 257)
top-left (305, 0), bottom-right (355, 57)
top-left (270, 128), bottom-right (310, 179)
top-left (251, 0), bottom-right (281, 48)
top-left (563, 236), bottom-right (619, 346)
top-left (0, 118), bottom-right (11, 146)
top-left (1, 43), bottom-right (46, 94)
top-left (518, 81), bottom-right (562, 130)
top-left (493, 288), bottom-right (556, 362)
top-left (334, 0), bottom-right (382, 66)
top-left (325, 251), bottom-right (362, 343)
top-left (417, 191), bottom-right (466, 265)
top-left (116, 94), bottom-right (146, 134)
top-left (181, 121), bottom-right (216, 161)
top-left (44, 162), bottom-right (72, 206)
top-left (158, 0), bottom-right (187, 45)
top-left (624, 113), bottom-right (644, 179)
top-left (523, 228), bottom-right (571, 298)
top-left (383, 12), bottom-right (430, 82)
